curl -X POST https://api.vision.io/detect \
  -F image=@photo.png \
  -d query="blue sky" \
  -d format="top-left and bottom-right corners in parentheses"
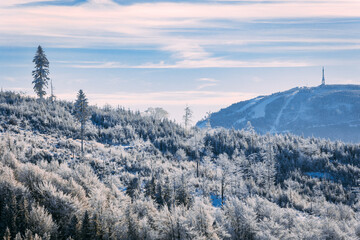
top-left (1, 0), bottom-right (360, 123)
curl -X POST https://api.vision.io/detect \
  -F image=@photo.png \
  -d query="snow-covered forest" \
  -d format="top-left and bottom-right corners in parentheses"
top-left (1, 90), bottom-right (360, 239)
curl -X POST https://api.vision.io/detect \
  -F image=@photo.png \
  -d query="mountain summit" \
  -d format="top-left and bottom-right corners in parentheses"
top-left (198, 84), bottom-right (360, 142)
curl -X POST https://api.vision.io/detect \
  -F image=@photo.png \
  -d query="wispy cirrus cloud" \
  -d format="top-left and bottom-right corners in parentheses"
top-left (197, 83), bottom-right (217, 89)
top-left (0, 0), bottom-right (57, 7)
top-left (196, 78), bottom-right (219, 89)
top-left (68, 58), bottom-right (312, 69)
top-left (197, 78), bottom-right (218, 82)
top-left (3, 77), bottom-right (17, 82)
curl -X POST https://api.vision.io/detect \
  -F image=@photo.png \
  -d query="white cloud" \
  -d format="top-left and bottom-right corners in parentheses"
top-left (68, 58), bottom-right (312, 69)
top-left (197, 83), bottom-right (217, 89)
top-left (55, 90), bottom-right (255, 105)
top-left (252, 76), bottom-right (263, 83)
top-left (0, 0), bottom-right (56, 7)
top-left (197, 78), bottom-right (218, 82)
top-left (3, 77), bottom-right (17, 82)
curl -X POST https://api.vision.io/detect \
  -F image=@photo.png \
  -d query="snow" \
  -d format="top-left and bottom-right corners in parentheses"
top-left (270, 90), bottom-right (298, 133)
top-left (234, 117), bottom-right (246, 125)
top-left (251, 95), bottom-right (281, 119)
top-left (236, 96), bottom-right (263, 113)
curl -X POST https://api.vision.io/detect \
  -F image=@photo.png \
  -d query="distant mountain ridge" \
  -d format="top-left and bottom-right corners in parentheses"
top-left (197, 84), bottom-right (360, 142)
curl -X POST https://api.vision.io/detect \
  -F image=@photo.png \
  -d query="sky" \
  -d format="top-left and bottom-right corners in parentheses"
top-left (1, 0), bottom-right (360, 123)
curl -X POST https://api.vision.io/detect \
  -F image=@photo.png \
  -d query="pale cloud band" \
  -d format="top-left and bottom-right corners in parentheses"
top-left (82, 90), bottom-right (257, 106)
top-left (66, 90), bottom-right (259, 122)
top-left (10, 87), bottom-right (257, 107)
top-left (6, 87), bottom-right (256, 122)
top-left (68, 59), bottom-right (312, 69)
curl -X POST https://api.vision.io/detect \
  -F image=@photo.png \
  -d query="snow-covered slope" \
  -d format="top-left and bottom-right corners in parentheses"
top-left (197, 84), bottom-right (360, 142)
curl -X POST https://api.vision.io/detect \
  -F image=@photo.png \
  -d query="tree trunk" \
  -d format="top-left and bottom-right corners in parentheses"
top-left (196, 158), bottom-right (199, 178)
top-left (221, 176), bottom-right (225, 206)
top-left (81, 123), bottom-right (84, 155)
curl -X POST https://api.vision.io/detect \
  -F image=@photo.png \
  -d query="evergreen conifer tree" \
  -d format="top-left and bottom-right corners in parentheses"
top-left (81, 211), bottom-right (92, 240)
top-left (32, 46), bottom-right (50, 99)
top-left (91, 213), bottom-right (102, 240)
top-left (3, 228), bottom-right (11, 240)
top-left (176, 175), bottom-right (191, 207)
top-left (183, 105), bottom-right (193, 130)
top-left (155, 183), bottom-right (164, 207)
top-left (0, 204), bottom-right (9, 238)
top-left (145, 177), bottom-right (156, 200)
top-left (0, 193), bottom-right (18, 239)
top-left (65, 215), bottom-right (79, 240)
top-left (126, 177), bottom-right (140, 202)
top-left (17, 197), bottom-right (30, 236)
top-left (24, 229), bottom-right (33, 240)
top-left (9, 192), bottom-right (18, 238)
top-left (74, 90), bottom-right (90, 154)
top-left (162, 177), bottom-right (173, 209)
top-left (14, 233), bottom-right (23, 240)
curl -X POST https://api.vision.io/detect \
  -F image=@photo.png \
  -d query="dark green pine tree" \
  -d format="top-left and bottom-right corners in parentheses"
top-left (175, 175), bottom-right (192, 207)
top-left (74, 89), bottom-right (90, 155)
top-left (24, 229), bottom-right (33, 240)
top-left (81, 211), bottom-right (92, 240)
top-left (155, 183), bottom-right (164, 207)
top-left (14, 232), bottom-right (23, 240)
top-left (32, 45), bottom-right (50, 99)
top-left (162, 177), bottom-right (173, 209)
top-left (0, 203), bottom-right (7, 238)
top-left (0, 193), bottom-right (17, 239)
top-left (17, 197), bottom-right (30, 236)
top-left (125, 207), bottom-right (138, 240)
top-left (3, 228), bottom-right (11, 240)
top-left (145, 176), bottom-right (156, 200)
top-left (126, 178), bottom-right (140, 202)
top-left (65, 215), bottom-right (79, 240)
top-left (91, 213), bottom-right (102, 240)
top-left (8, 193), bottom-right (18, 239)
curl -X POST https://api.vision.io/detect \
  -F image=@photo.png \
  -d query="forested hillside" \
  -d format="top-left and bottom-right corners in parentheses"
top-left (0, 91), bottom-right (360, 239)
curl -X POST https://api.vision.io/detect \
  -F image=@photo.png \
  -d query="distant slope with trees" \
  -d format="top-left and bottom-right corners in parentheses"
top-left (198, 85), bottom-right (360, 143)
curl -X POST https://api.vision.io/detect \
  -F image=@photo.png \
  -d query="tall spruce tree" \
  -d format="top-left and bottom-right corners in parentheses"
top-left (66, 215), bottom-right (79, 240)
top-left (3, 228), bottom-right (11, 240)
top-left (81, 211), bottom-right (92, 240)
top-left (32, 46), bottom-right (50, 99)
top-left (74, 89), bottom-right (90, 154)
top-left (183, 105), bottom-right (193, 130)
top-left (17, 197), bottom-right (30, 236)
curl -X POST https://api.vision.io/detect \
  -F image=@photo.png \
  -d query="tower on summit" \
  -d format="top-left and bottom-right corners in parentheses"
top-left (321, 67), bottom-right (325, 85)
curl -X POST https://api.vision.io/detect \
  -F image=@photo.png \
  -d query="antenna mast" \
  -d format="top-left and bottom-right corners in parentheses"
top-left (322, 67), bottom-right (325, 85)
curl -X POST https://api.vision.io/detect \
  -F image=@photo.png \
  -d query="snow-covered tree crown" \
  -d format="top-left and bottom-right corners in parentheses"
top-left (32, 45), bottom-right (50, 99)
